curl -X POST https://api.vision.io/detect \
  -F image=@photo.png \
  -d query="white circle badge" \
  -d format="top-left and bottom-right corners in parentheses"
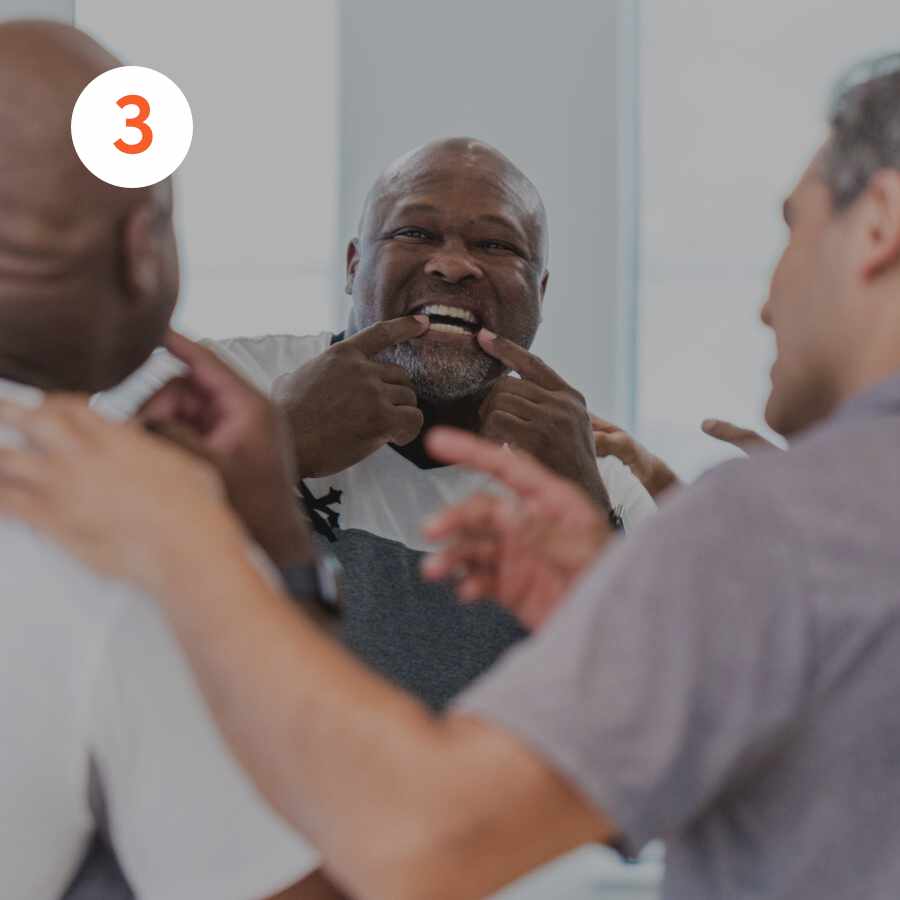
top-left (71, 65), bottom-right (193, 189)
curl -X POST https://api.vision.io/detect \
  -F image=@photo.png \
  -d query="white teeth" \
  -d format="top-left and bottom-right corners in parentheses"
top-left (429, 322), bottom-right (471, 335)
top-left (419, 304), bottom-right (479, 324)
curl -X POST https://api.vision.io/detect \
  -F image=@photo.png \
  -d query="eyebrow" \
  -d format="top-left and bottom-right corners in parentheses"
top-left (782, 198), bottom-right (793, 227)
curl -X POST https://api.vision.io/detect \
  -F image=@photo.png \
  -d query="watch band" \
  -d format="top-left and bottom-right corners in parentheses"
top-left (609, 504), bottom-right (625, 533)
top-left (281, 554), bottom-right (342, 619)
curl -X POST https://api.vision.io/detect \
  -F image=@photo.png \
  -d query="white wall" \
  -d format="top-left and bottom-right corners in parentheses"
top-left (637, 0), bottom-right (900, 480)
top-left (0, 0), bottom-right (70, 19)
top-left (337, 0), bottom-right (638, 421)
top-left (75, 0), bottom-right (339, 340)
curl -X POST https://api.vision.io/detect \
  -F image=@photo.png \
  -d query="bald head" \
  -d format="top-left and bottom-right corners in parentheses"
top-left (358, 137), bottom-right (549, 267)
top-left (0, 20), bottom-right (178, 392)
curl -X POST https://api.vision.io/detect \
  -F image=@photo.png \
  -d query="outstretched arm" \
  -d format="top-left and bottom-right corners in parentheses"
top-left (0, 361), bottom-right (614, 900)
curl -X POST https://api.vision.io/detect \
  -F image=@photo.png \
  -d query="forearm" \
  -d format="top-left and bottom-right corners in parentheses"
top-left (149, 520), bottom-right (604, 899)
top-left (151, 525), bottom-right (462, 897)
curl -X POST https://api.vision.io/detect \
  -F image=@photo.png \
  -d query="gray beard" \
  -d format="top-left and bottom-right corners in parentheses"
top-left (377, 341), bottom-right (500, 404)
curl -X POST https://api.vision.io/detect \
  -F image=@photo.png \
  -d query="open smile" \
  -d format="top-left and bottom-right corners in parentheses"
top-left (416, 303), bottom-right (482, 335)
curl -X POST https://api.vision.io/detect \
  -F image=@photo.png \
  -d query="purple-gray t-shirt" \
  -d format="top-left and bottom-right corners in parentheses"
top-left (456, 374), bottom-right (900, 900)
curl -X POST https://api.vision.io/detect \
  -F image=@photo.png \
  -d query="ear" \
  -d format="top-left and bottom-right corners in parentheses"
top-left (122, 200), bottom-right (165, 303)
top-left (345, 239), bottom-right (361, 295)
top-left (539, 271), bottom-right (549, 322)
top-left (859, 169), bottom-right (900, 281)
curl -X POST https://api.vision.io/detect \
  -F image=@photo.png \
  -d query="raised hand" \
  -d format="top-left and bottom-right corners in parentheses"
top-left (591, 414), bottom-right (680, 499)
top-left (273, 316), bottom-right (429, 477)
top-left (420, 427), bottom-right (612, 631)
top-left (0, 394), bottom-right (237, 593)
top-left (477, 329), bottom-right (612, 510)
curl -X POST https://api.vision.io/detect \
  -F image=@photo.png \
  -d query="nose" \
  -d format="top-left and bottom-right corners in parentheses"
top-left (424, 241), bottom-right (483, 284)
top-left (760, 295), bottom-right (773, 328)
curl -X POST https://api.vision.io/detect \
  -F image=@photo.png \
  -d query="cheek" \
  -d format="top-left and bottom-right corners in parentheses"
top-left (366, 250), bottom-right (421, 310)
top-left (492, 266), bottom-right (542, 336)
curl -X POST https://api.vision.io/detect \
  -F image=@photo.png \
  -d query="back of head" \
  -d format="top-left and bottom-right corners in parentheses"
top-left (0, 20), bottom-right (179, 393)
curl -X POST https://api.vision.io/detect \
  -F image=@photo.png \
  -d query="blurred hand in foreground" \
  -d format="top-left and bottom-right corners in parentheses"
top-left (420, 427), bottom-right (613, 631)
top-left (0, 394), bottom-right (237, 592)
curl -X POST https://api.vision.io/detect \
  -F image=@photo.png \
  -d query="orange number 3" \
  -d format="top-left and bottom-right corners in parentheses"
top-left (114, 94), bottom-right (153, 155)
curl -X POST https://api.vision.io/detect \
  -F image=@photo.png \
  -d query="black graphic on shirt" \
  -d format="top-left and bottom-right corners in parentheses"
top-left (299, 482), bottom-right (343, 542)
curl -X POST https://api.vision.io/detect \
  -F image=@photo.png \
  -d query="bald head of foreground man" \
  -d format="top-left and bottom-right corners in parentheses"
top-left (0, 20), bottom-right (177, 394)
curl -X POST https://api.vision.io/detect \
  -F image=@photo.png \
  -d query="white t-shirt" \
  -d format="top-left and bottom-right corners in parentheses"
top-left (204, 332), bottom-right (658, 543)
top-left (98, 333), bottom-right (657, 537)
top-left (0, 379), bottom-right (318, 900)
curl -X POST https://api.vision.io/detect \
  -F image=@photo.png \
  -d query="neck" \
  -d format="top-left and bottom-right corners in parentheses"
top-left (0, 353), bottom-right (58, 392)
top-left (391, 390), bottom-right (488, 468)
top-left (835, 304), bottom-right (900, 410)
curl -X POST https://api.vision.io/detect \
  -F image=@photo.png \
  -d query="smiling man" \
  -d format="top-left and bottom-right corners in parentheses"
top-left (166, 137), bottom-right (655, 708)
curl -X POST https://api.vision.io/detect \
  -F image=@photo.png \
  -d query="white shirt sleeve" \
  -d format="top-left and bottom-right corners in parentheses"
top-left (87, 588), bottom-right (319, 900)
top-left (207, 333), bottom-right (333, 395)
top-left (597, 455), bottom-right (658, 532)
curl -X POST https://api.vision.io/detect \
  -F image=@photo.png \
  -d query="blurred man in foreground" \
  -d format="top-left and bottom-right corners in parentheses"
top-left (6, 51), bottom-right (900, 900)
top-left (0, 19), bottom-right (341, 900)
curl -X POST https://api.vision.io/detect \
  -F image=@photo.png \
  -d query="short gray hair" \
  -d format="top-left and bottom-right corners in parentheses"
top-left (823, 52), bottom-right (900, 209)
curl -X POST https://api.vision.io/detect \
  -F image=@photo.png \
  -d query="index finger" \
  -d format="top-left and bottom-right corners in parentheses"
top-left (477, 329), bottom-right (568, 390)
top-left (344, 315), bottom-right (430, 357)
top-left (163, 330), bottom-right (262, 401)
top-left (701, 418), bottom-right (774, 450)
top-left (426, 426), bottom-right (557, 500)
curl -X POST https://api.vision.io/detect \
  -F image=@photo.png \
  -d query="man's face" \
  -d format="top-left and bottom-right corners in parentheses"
top-left (762, 147), bottom-right (859, 437)
top-left (346, 156), bottom-right (547, 403)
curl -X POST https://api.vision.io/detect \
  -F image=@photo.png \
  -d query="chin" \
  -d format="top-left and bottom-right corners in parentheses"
top-left (381, 341), bottom-right (500, 404)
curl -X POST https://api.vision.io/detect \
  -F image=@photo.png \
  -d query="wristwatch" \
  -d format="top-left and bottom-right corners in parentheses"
top-left (609, 504), bottom-right (625, 533)
top-left (281, 551), bottom-right (343, 620)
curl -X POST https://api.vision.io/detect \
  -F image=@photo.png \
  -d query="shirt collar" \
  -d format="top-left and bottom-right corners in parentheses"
top-left (830, 369), bottom-right (900, 427)
top-left (0, 377), bottom-right (43, 407)
top-left (0, 378), bottom-right (43, 448)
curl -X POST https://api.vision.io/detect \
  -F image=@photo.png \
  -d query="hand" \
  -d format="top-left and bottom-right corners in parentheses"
top-left (0, 395), bottom-right (241, 594)
top-left (591, 414), bottom-right (680, 499)
top-left (477, 329), bottom-right (611, 510)
top-left (701, 418), bottom-right (781, 453)
top-left (273, 316), bottom-right (429, 478)
top-left (420, 427), bottom-right (611, 630)
top-left (140, 331), bottom-right (313, 568)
